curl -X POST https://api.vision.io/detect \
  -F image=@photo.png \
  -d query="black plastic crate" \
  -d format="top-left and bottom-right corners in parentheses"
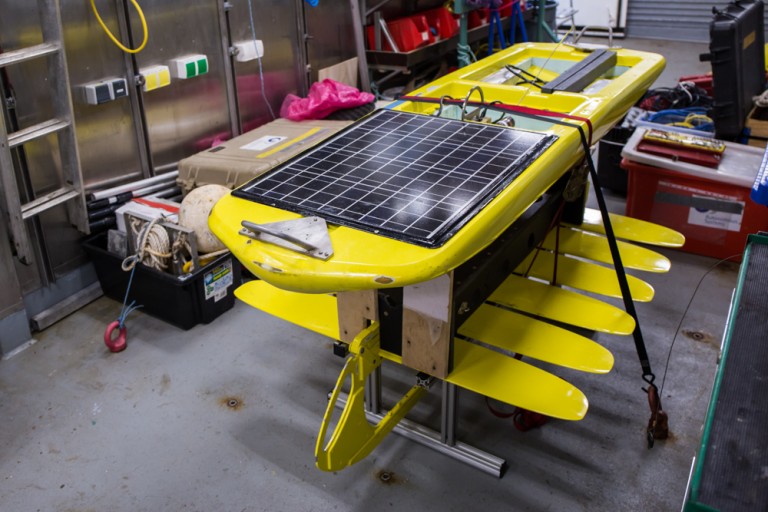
top-left (83, 233), bottom-right (241, 330)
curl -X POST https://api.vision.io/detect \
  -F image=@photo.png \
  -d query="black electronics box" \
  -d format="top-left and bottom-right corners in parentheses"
top-left (703, 0), bottom-right (766, 139)
top-left (597, 126), bottom-right (634, 195)
top-left (83, 233), bottom-right (241, 330)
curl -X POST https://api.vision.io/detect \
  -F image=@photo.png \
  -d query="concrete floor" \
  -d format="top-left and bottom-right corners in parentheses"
top-left (0, 38), bottom-right (741, 511)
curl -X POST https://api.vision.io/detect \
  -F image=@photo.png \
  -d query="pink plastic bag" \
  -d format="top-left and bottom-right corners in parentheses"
top-left (280, 79), bottom-right (375, 121)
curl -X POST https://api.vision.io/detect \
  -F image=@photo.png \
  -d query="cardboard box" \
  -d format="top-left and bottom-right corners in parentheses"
top-left (177, 118), bottom-right (352, 195)
top-left (746, 106), bottom-right (768, 148)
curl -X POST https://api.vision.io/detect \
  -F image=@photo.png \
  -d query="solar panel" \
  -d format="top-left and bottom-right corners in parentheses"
top-left (233, 109), bottom-right (557, 248)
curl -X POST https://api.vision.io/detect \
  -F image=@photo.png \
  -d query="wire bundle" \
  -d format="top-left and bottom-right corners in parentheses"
top-left (639, 81), bottom-right (712, 112)
top-left (645, 107), bottom-right (715, 132)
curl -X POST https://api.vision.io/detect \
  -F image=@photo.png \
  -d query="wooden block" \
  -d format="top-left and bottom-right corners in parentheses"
top-left (337, 290), bottom-right (378, 343)
top-left (747, 106), bottom-right (768, 148)
top-left (402, 274), bottom-right (453, 378)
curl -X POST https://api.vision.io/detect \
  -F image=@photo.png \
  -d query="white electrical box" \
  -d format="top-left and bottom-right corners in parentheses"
top-left (168, 54), bottom-right (209, 79)
top-left (82, 78), bottom-right (129, 105)
top-left (233, 40), bottom-right (264, 62)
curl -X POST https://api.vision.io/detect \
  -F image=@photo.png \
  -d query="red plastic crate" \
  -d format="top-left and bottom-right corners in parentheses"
top-left (477, 1), bottom-right (517, 19)
top-left (678, 74), bottom-right (714, 96)
top-left (623, 157), bottom-right (768, 260)
top-left (465, 10), bottom-right (489, 29)
top-left (424, 7), bottom-right (459, 39)
top-left (366, 15), bottom-right (434, 52)
top-left (409, 14), bottom-right (435, 45)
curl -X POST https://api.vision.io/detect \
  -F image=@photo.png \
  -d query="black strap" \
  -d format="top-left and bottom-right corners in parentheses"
top-left (583, 150), bottom-right (656, 384)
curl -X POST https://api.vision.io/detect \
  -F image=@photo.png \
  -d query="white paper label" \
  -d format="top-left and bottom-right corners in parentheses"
top-left (687, 194), bottom-right (744, 232)
top-left (240, 135), bottom-right (287, 152)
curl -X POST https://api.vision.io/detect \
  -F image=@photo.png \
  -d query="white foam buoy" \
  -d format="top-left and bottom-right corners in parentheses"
top-left (179, 184), bottom-right (230, 253)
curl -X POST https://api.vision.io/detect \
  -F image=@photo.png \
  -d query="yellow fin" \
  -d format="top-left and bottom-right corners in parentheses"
top-left (542, 227), bottom-right (671, 273)
top-left (516, 251), bottom-right (655, 302)
top-left (235, 280), bottom-right (339, 339)
top-left (459, 304), bottom-right (615, 373)
top-left (566, 208), bottom-right (685, 247)
top-left (449, 340), bottom-right (589, 420)
top-left (488, 274), bottom-right (635, 334)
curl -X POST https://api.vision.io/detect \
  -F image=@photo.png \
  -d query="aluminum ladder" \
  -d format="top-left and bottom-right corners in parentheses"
top-left (0, 0), bottom-right (88, 265)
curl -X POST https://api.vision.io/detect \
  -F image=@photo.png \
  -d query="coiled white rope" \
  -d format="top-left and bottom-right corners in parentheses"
top-left (121, 217), bottom-right (172, 272)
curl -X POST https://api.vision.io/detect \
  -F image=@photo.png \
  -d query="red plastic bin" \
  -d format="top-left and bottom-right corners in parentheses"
top-left (424, 7), bottom-right (459, 40)
top-left (366, 15), bottom-right (434, 52)
top-left (678, 74), bottom-right (714, 96)
top-left (477, 1), bottom-right (517, 19)
top-left (623, 157), bottom-right (768, 261)
top-left (463, 10), bottom-right (489, 29)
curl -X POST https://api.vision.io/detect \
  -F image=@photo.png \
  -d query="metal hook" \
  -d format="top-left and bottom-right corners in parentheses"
top-left (461, 86), bottom-right (486, 122)
top-left (435, 95), bottom-right (454, 117)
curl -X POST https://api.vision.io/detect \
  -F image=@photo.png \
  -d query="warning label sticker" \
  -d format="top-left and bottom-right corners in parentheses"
top-left (204, 259), bottom-right (234, 302)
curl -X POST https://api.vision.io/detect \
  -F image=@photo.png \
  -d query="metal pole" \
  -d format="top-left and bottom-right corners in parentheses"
top-left (365, 366), bottom-right (382, 414)
top-left (441, 382), bottom-right (457, 446)
top-left (350, 1), bottom-right (372, 92)
top-left (88, 171), bottom-right (178, 200)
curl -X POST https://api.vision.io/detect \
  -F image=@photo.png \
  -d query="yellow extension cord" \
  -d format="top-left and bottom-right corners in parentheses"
top-left (90, 0), bottom-right (148, 54)
top-left (670, 113), bottom-right (714, 130)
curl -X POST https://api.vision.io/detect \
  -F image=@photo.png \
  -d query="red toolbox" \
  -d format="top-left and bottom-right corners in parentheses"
top-left (623, 157), bottom-right (768, 260)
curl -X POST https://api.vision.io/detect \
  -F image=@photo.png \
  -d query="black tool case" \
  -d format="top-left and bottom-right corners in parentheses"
top-left (703, 0), bottom-right (765, 140)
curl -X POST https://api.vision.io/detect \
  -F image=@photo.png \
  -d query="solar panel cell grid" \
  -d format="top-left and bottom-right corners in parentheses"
top-left (234, 109), bottom-right (556, 247)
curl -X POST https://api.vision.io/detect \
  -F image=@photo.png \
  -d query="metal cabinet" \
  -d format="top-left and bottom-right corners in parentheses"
top-left (0, 0), bottom-right (312, 355)
top-left (128, 0), bottom-right (234, 171)
top-left (227, 0), bottom-right (307, 132)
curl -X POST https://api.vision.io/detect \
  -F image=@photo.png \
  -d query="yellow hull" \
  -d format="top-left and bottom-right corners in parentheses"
top-left (209, 43), bottom-right (665, 294)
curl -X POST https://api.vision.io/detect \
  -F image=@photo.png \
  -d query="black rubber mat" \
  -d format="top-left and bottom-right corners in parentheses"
top-left (697, 240), bottom-right (768, 511)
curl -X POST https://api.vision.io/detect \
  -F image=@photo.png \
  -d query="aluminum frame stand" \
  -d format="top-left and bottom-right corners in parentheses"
top-left (338, 369), bottom-right (506, 477)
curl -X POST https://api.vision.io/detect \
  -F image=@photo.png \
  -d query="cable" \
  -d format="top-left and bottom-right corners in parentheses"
top-left (246, 0), bottom-right (276, 120)
top-left (646, 108), bottom-right (714, 132)
top-left (504, 65), bottom-right (544, 88)
top-left (754, 88), bottom-right (768, 108)
top-left (117, 266), bottom-right (143, 329)
top-left (659, 254), bottom-right (740, 396)
top-left (639, 82), bottom-right (712, 111)
top-left (90, 0), bottom-right (148, 54)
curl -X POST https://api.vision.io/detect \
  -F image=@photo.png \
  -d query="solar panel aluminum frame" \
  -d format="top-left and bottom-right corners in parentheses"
top-left (233, 109), bottom-right (557, 248)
